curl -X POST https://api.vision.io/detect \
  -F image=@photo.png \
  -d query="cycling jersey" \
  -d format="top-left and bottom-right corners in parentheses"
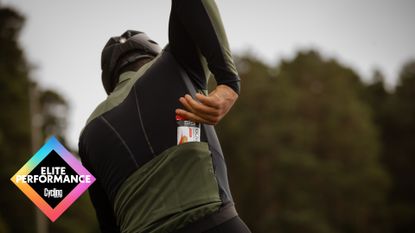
top-left (78, 0), bottom-right (248, 232)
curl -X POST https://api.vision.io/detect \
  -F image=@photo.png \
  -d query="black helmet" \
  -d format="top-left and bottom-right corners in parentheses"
top-left (101, 30), bottom-right (161, 95)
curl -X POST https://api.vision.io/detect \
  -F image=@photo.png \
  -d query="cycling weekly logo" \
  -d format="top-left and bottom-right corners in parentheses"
top-left (10, 136), bottom-right (95, 222)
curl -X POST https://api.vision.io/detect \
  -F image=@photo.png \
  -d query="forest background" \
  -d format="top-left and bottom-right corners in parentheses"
top-left (1, 4), bottom-right (414, 233)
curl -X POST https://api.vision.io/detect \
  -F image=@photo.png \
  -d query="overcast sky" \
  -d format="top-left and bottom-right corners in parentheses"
top-left (4, 0), bottom-right (415, 148)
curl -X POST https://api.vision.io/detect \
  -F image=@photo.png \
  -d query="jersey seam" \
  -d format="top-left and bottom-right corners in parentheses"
top-left (100, 116), bottom-right (139, 167)
top-left (133, 84), bottom-right (155, 156)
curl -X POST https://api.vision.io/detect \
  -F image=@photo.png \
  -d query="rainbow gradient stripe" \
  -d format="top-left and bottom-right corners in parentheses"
top-left (10, 136), bottom-right (95, 222)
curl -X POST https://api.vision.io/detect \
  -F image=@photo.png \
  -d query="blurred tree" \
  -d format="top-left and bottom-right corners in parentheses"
top-left (39, 89), bottom-right (68, 141)
top-left (372, 61), bottom-right (415, 233)
top-left (0, 6), bottom-right (35, 233)
top-left (217, 51), bottom-right (390, 233)
top-left (363, 70), bottom-right (390, 127)
top-left (2, 4), bottom-right (412, 233)
top-left (0, 6), bottom-right (98, 233)
top-left (0, 213), bottom-right (10, 233)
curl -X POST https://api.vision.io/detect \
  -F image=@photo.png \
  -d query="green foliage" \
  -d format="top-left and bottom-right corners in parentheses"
top-left (217, 51), bottom-right (390, 233)
top-left (365, 61), bottom-right (415, 233)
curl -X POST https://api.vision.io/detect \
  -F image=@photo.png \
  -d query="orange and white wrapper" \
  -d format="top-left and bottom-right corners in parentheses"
top-left (176, 115), bottom-right (201, 144)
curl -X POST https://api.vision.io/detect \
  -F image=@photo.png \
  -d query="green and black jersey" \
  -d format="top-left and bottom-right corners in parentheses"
top-left (78, 0), bottom-right (243, 232)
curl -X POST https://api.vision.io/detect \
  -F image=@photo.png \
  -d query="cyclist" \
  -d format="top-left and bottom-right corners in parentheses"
top-left (79, 0), bottom-right (251, 232)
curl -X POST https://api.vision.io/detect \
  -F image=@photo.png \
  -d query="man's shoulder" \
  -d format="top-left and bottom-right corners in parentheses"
top-left (85, 99), bottom-right (113, 125)
top-left (80, 68), bottom-right (148, 137)
top-left (79, 99), bottom-right (112, 138)
top-left (80, 49), bottom-right (168, 138)
top-left (83, 70), bottom-right (144, 128)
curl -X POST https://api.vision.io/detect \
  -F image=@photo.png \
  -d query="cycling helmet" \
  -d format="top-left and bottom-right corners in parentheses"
top-left (101, 30), bottom-right (161, 95)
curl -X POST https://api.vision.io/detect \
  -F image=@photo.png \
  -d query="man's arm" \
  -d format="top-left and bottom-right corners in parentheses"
top-left (169, 0), bottom-right (240, 124)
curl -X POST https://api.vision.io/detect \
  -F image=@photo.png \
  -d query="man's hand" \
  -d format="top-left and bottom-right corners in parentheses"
top-left (175, 85), bottom-right (239, 125)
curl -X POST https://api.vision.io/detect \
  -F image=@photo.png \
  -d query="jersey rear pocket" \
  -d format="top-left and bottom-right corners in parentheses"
top-left (114, 142), bottom-right (222, 233)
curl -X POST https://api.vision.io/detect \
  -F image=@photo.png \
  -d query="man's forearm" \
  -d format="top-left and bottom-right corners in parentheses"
top-left (173, 0), bottom-right (240, 94)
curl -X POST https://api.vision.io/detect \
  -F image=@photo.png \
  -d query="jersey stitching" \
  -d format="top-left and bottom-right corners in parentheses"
top-left (133, 84), bottom-right (155, 156)
top-left (100, 116), bottom-right (139, 167)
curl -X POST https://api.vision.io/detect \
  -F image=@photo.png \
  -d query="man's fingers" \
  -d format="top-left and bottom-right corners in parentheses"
top-left (184, 94), bottom-right (220, 116)
top-left (177, 85), bottom-right (238, 125)
top-left (179, 96), bottom-right (195, 113)
top-left (195, 93), bottom-right (221, 109)
top-left (177, 94), bottom-right (223, 124)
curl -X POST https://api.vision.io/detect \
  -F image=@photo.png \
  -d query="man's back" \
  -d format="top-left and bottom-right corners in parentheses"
top-left (79, 48), bottom-right (236, 232)
top-left (79, 0), bottom-right (252, 232)
top-left (80, 47), bottom-right (197, 201)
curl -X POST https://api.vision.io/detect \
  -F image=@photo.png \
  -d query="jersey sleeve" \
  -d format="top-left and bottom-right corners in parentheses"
top-left (169, 0), bottom-right (240, 94)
